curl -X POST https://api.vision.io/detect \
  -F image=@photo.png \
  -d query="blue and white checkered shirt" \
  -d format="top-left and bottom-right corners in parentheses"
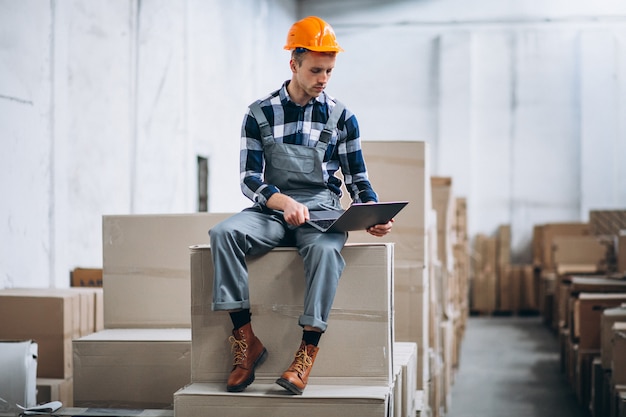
top-left (240, 81), bottom-right (378, 205)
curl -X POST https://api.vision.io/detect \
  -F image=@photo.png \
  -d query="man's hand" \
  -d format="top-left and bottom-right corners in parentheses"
top-left (367, 219), bottom-right (394, 237)
top-left (267, 193), bottom-right (310, 226)
top-left (361, 200), bottom-right (394, 237)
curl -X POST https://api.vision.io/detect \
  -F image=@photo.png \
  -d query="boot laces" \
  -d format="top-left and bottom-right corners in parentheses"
top-left (229, 335), bottom-right (248, 366)
top-left (291, 347), bottom-right (313, 375)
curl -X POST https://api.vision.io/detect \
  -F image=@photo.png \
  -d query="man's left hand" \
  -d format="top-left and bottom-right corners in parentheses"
top-left (367, 219), bottom-right (394, 237)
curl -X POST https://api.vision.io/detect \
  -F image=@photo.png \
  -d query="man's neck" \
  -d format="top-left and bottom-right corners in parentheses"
top-left (286, 80), bottom-right (312, 106)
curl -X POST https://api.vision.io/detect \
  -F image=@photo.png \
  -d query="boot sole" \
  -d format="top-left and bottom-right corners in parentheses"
top-left (226, 348), bottom-right (268, 392)
top-left (275, 377), bottom-right (304, 395)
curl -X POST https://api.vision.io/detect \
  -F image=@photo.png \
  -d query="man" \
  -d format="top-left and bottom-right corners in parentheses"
top-left (209, 16), bottom-right (393, 395)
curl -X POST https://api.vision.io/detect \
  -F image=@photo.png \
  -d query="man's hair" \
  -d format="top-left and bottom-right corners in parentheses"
top-left (291, 48), bottom-right (337, 67)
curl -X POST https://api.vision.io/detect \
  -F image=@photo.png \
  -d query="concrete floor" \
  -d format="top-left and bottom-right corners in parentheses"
top-left (445, 316), bottom-right (589, 417)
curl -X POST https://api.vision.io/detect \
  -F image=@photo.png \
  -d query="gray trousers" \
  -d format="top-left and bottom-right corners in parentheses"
top-left (209, 207), bottom-right (347, 331)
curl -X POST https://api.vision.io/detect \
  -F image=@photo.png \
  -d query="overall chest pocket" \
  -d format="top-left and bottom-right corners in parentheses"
top-left (268, 143), bottom-right (318, 174)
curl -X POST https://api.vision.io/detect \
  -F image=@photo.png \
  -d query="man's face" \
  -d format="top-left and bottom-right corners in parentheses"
top-left (291, 51), bottom-right (336, 100)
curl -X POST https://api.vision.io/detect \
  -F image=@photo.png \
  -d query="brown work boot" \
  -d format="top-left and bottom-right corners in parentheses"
top-left (275, 341), bottom-right (319, 395)
top-left (226, 322), bottom-right (267, 392)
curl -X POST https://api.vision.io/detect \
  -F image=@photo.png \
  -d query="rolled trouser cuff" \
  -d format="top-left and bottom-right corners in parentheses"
top-left (298, 314), bottom-right (327, 332)
top-left (212, 300), bottom-right (251, 311)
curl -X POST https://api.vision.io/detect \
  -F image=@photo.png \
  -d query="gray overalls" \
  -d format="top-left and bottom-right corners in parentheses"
top-left (209, 101), bottom-right (348, 332)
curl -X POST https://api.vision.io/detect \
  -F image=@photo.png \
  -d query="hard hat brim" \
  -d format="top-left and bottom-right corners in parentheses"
top-left (283, 45), bottom-right (344, 53)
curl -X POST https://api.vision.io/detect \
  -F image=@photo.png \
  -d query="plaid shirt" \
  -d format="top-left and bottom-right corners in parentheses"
top-left (240, 81), bottom-right (378, 205)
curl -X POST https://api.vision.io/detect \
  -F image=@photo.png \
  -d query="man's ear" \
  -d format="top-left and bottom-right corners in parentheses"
top-left (289, 59), bottom-right (297, 73)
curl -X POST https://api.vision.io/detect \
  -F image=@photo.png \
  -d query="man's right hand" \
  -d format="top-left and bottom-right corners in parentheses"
top-left (266, 194), bottom-right (310, 226)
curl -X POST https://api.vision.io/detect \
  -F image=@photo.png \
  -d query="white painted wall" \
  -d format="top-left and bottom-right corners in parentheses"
top-left (1, 0), bottom-right (625, 288)
top-left (0, 0), bottom-right (296, 289)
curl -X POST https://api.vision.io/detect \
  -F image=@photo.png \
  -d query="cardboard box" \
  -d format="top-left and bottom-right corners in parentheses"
top-left (394, 264), bottom-right (429, 389)
top-left (50, 409), bottom-right (173, 417)
top-left (589, 210), bottom-right (626, 236)
top-left (391, 358), bottom-right (401, 417)
top-left (559, 328), bottom-right (570, 373)
top-left (431, 177), bottom-right (455, 273)
top-left (174, 382), bottom-right (391, 417)
top-left (338, 141), bottom-right (432, 388)
top-left (428, 349), bottom-right (444, 417)
top-left (575, 349), bottom-right (599, 409)
top-left (67, 287), bottom-right (104, 337)
top-left (552, 236), bottom-right (608, 273)
top-left (102, 213), bottom-right (233, 328)
top-left (613, 322), bottom-right (626, 385)
top-left (48, 410), bottom-right (173, 417)
top-left (574, 293), bottom-right (626, 349)
top-left (557, 275), bottom-right (573, 330)
top-left (440, 320), bottom-right (454, 413)
top-left (454, 197), bottom-right (468, 243)
top-left (540, 223), bottom-right (590, 271)
top-left (190, 243), bottom-right (393, 386)
top-left (428, 263), bottom-right (442, 380)
top-left (520, 265), bottom-right (538, 311)
top-left (539, 271), bottom-right (556, 325)
top-left (496, 225), bottom-right (512, 312)
top-left (498, 263), bottom-right (513, 313)
top-left (453, 241), bottom-right (471, 307)
top-left (567, 339), bottom-right (578, 389)
top-left (342, 141), bottom-right (430, 268)
top-left (567, 277), bottom-right (626, 304)
top-left (1, 287), bottom-right (102, 337)
top-left (73, 328), bottom-right (191, 408)
top-left (71, 268), bottom-right (102, 287)
top-left (618, 231), bottom-right (626, 275)
top-left (569, 276), bottom-right (626, 294)
top-left (590, 357), bottom-right (605, 417)
top-left (471, 234), bottom-right (497, 314)
top-left (0, 290), bottom-right (80, 378)
top-left (393, 342), bottom-right (418, 417)
top-left (601, 305), bottom-right (626, 369)
top-left (556, 275), bottom-right (611, 332)
top-left (0, 340), bottom-right (38, 412)
top-left (532, 225), bottom-right (544, 268)
top-left (37, 378), bottom-right (73, 406)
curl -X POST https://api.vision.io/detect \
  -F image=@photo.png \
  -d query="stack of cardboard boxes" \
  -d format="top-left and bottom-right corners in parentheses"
top-left (0, 285), bottom-right (104, 407)
top-left (532, 210), bottom-right (626, 417)
top-left (3, 140), bottom-right (473, 416)
top-left (72, 213), bottom-right (231, 408)
top-left (428, 177), bottom-right (470, 417)
top-left (174, 243), bottom-right (400, 417)
top-left (71, 141), bottom-right (448, 416)
top-left (471, 234), bottom-right (498, 315)
top-left (341, 141), bottom-right (432, 414)
top-left (341, 143), bottom-right (471, 417)
top-left (470, 224), bottom-right (538, 316)
top-left (534, 222), bottom-right (592, 326)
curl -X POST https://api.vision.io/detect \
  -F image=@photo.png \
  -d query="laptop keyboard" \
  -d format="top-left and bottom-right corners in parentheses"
top-left (310, 219), bottom-right (335, 229)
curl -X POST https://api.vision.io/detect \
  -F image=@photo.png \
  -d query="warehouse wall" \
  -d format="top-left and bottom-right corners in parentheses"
top-left (1, 0), bottom-right (626, 289)
top-left (302, 0), bottom-right (626, 262)
top-left (0, 0), bottom-right (296, 288)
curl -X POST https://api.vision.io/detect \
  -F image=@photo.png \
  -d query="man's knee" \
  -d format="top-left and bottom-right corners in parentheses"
top-left (209, 219), bottom-right (236, 243)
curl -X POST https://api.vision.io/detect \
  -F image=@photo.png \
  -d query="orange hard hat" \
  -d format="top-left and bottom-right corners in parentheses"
top-left (283, 16), bottom-right (344, 53)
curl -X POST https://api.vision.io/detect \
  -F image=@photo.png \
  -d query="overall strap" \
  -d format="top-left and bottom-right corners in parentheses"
top-left (249, 102), bottom-right (274, 146)
top-left (317, 101), bottom-right (345, 146)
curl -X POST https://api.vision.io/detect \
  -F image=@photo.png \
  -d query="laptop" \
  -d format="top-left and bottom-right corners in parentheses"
top-left (306, 201), bottom-right (409, 233)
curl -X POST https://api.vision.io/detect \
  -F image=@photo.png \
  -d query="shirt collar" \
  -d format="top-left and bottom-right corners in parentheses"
top-left (279, 81), bottom-right (327, 107)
